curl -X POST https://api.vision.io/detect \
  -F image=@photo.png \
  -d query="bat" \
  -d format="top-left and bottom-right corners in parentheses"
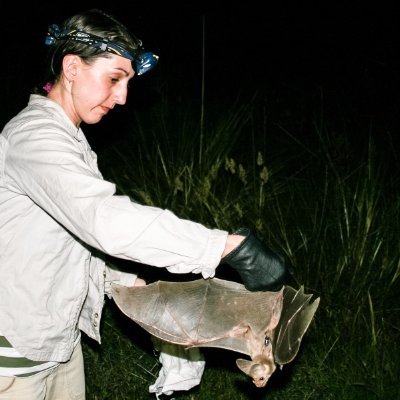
top-left (111, 278), bottom-right (320, 388)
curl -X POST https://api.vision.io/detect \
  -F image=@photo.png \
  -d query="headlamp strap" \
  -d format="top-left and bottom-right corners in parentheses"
top-left (45, 24), bottom-right (159, 75)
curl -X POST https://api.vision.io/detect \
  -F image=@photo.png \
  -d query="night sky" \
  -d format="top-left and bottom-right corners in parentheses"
top-left (1, 2), bottom-right (399, 158)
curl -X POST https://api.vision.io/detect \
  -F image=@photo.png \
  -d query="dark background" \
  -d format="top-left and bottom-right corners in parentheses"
top-left (1, 2), bottom-right (399, 160)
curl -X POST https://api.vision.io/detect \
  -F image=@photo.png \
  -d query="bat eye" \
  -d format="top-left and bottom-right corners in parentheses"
top-left (264, 336), bottom-right (271, 346)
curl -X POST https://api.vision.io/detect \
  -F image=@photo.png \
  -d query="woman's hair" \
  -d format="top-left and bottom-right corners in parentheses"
top-left (34, 9), bottom-right (142, 95)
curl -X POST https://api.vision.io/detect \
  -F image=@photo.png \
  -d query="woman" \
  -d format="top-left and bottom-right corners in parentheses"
top-left (0, 9), bottom-right (291, 399)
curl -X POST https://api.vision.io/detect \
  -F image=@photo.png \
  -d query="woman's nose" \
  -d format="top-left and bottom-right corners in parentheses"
top-left (113, 87), bottom-right (128, 105)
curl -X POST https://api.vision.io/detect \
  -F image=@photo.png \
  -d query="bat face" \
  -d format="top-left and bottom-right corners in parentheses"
top-left (234, 304), bottom-right (280, 387)
top-left (237, 358), bottom-right (276, 387)
top-left (236, 339), bottom-right (277, 387)
top-left (233, 289), bottom-right (282, 387)
top-left (111, 278), bottom-right (319, 389)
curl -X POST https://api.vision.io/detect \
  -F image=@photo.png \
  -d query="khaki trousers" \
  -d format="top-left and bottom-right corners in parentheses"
top-left (0, 341), bottom-right (85, 400)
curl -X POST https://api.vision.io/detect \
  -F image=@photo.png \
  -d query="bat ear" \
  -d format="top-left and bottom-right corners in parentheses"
top-left (273, 286), bottom-right (320, 366)
top-left (236, 358), bottom-right (253, 376)
top-left (270, 288), bottom-right (284, 330)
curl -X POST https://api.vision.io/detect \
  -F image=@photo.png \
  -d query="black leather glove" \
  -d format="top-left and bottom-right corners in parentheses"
top-left (221, 227), bottom-right (294, 291)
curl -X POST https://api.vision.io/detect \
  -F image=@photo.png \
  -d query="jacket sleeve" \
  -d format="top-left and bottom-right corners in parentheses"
top-left (4, 118), bottom-right (227, 277)
top-left (104, 261), bottom-right (138, 298)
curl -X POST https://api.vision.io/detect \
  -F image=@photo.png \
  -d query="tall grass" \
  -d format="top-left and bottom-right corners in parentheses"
top-left (82, 91), bottom-right (399, 399)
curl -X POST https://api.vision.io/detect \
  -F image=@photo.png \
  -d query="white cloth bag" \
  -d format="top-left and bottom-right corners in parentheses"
top-left (149, 338), bottom-right (205, 398)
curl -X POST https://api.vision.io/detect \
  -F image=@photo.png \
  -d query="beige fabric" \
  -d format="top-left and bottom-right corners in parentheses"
top-left (0, 94), bottom-right (228, 362)
top-left (0, 341), bottom-right (85, 400)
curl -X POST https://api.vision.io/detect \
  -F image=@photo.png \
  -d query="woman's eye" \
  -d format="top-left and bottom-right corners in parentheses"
top-left (264, 336), bottom-right (271, 346)
top-left (111, 78), bottom-right (119, 83)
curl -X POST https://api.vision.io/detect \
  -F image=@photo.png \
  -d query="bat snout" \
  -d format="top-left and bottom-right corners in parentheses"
top-left (253, 377), bottom-right (268, 388)
top-left (250, 362), bottom-right (275, 387)
top-left (236, 358), bottom-right (276, 388)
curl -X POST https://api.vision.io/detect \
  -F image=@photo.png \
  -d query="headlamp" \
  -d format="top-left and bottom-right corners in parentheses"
top-left (45, 24), bottom-right (158, 75)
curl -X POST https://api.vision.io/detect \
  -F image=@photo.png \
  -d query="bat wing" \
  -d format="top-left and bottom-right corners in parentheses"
top-left (111, 278), bottom-right (282, 357)
top-left (272, 285), bottom-right (320, 366)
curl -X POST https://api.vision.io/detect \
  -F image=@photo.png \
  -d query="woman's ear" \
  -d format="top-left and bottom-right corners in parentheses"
top-left (62, 54), bottom-right (81, 82)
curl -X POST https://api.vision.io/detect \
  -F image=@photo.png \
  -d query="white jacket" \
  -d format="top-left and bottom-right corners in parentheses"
top-left (0, 95), bottom-right (227, 362)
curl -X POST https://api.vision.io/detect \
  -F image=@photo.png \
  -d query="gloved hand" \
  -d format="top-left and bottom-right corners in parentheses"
top-left (221, 227), bottom-right (294, 291)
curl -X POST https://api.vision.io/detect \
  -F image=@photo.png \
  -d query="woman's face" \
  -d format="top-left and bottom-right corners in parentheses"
top-left (67, 54), bottom-right (135, 126)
